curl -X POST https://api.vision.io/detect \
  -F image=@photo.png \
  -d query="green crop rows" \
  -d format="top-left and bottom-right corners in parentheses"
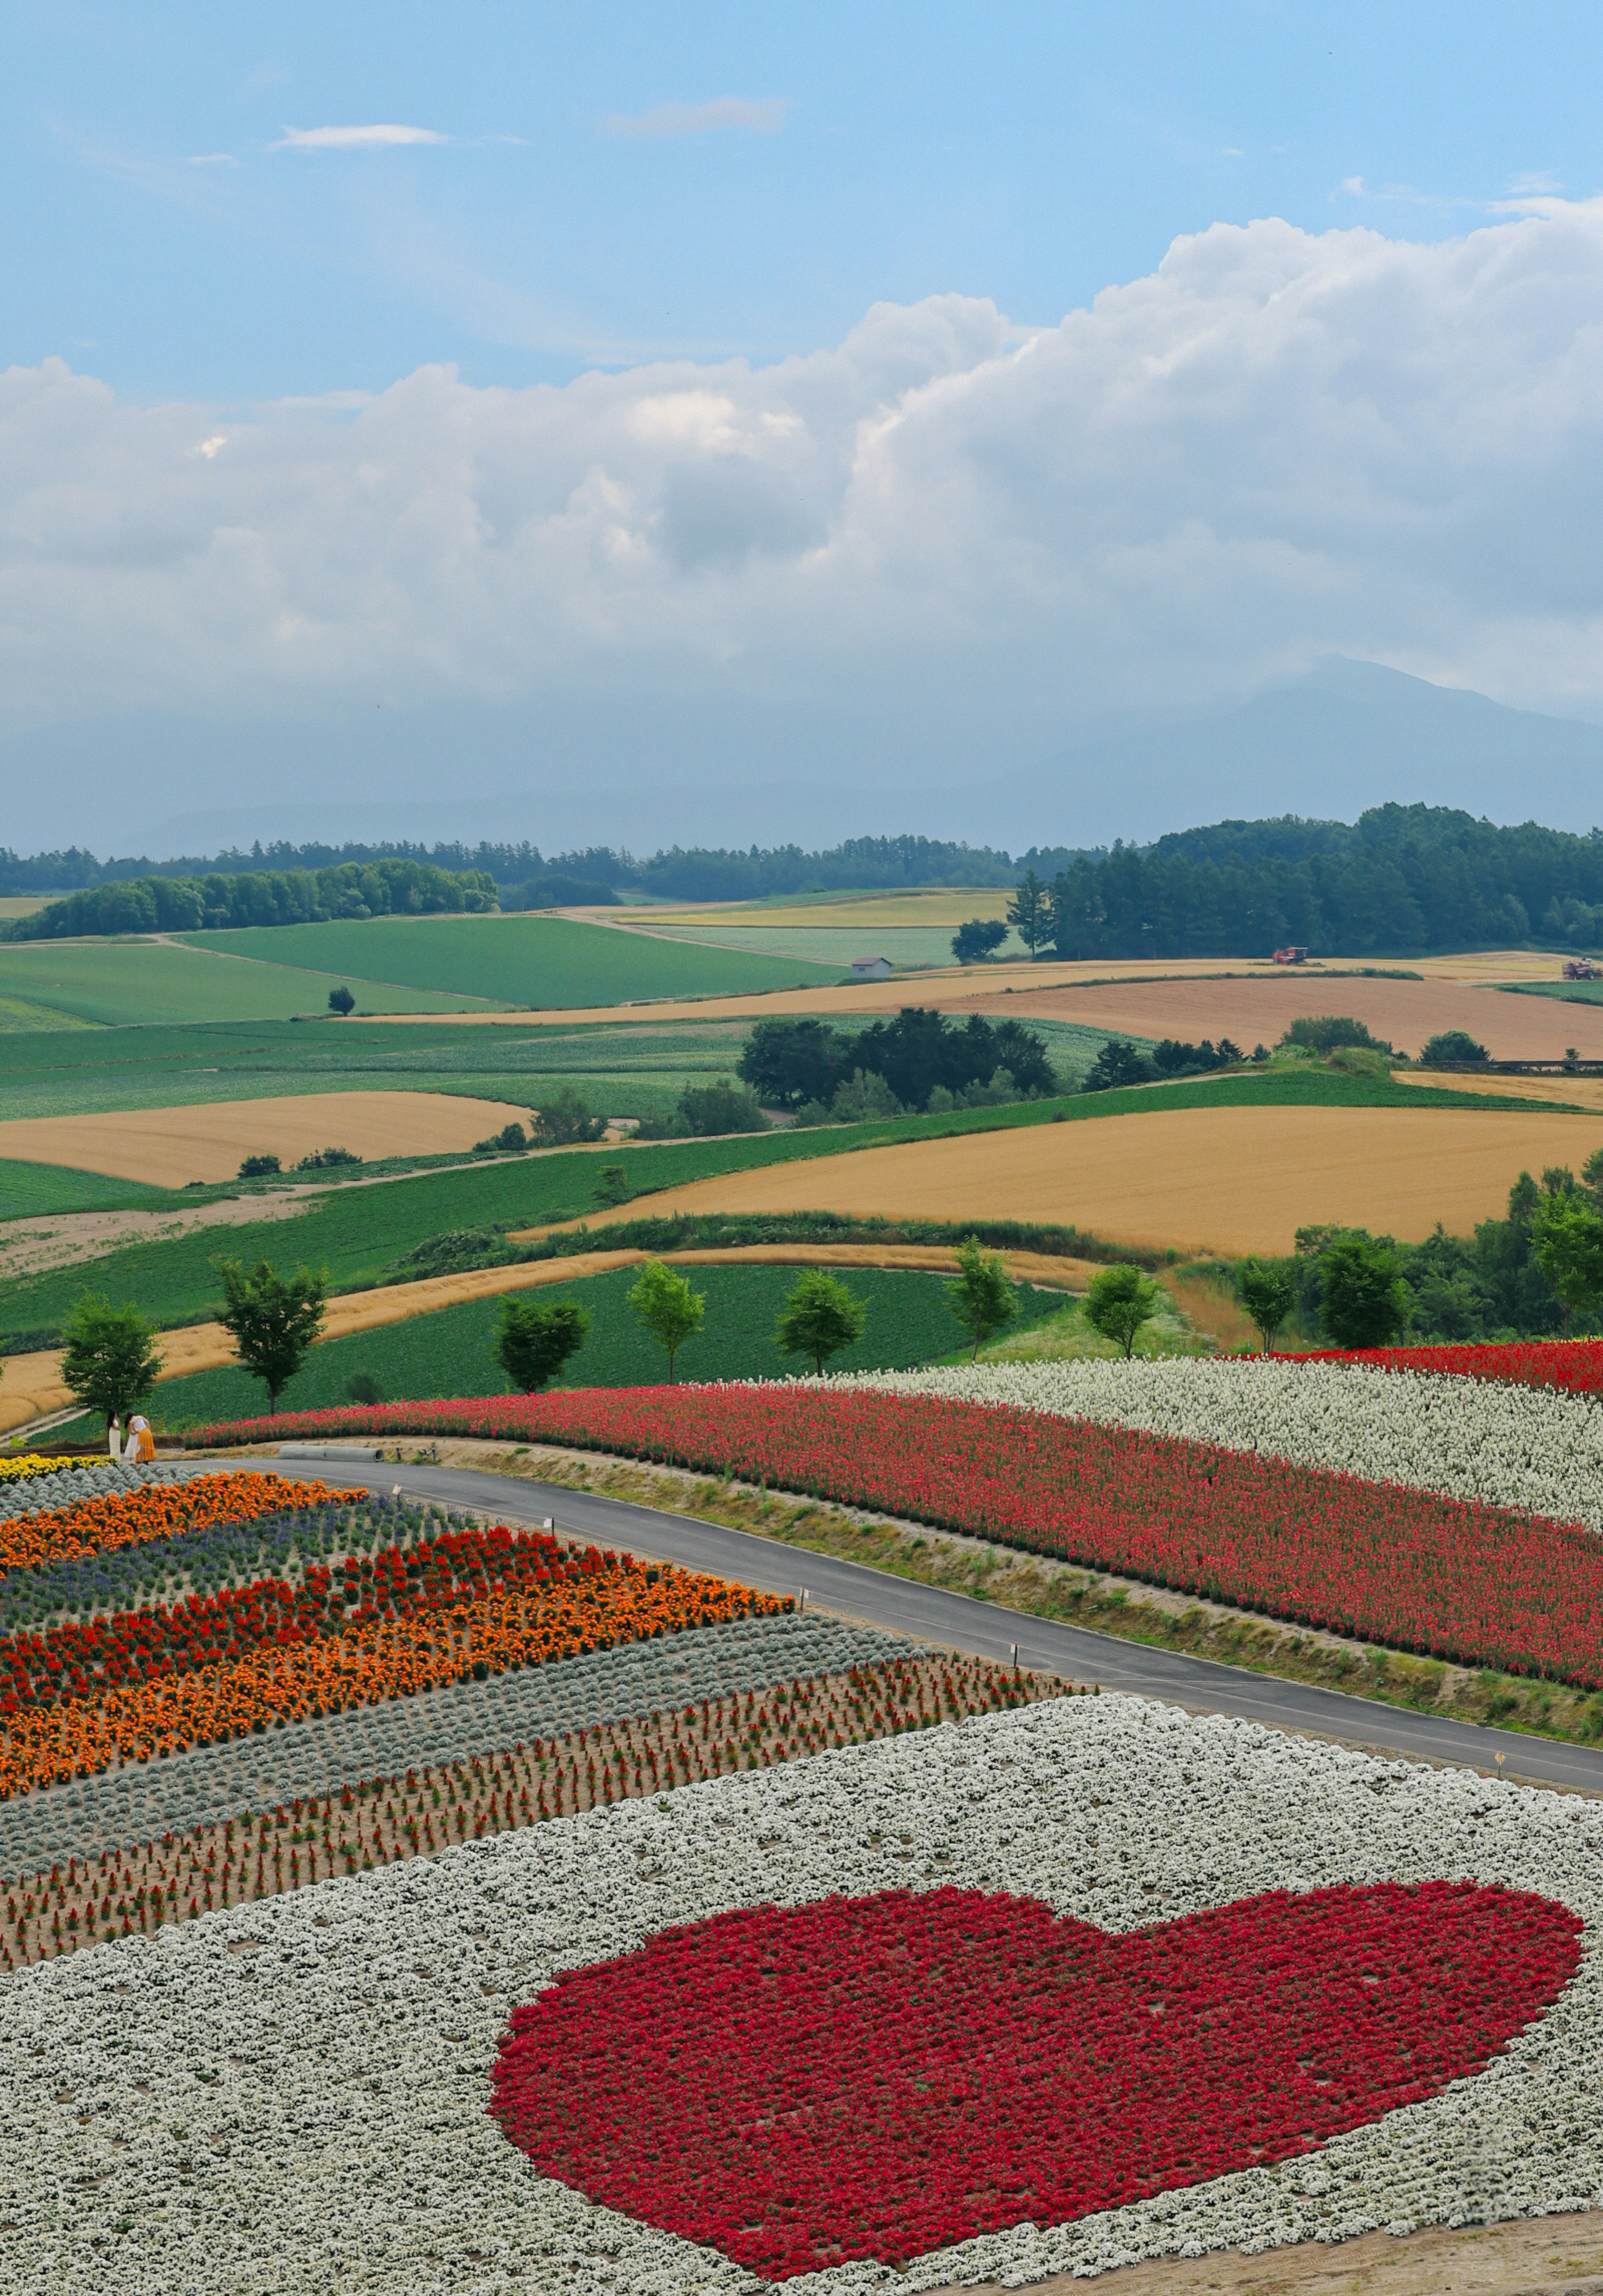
top-left (0, 1159), bottom-right (177, 1223)
top-left (178, 914), bottom-right (848, 1006)
top-left (126, 1263), bottom-right (1070, 1431)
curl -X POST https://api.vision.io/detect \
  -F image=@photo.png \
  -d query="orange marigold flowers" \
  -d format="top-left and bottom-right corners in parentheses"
top-left (0, 1473), bottom-right (351, 1575)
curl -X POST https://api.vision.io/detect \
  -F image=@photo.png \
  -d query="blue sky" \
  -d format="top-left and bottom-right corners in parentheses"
top-left (8, 2), bottom-right (1600, 400)
top-left (6, 4), bottom-right (1603, 854)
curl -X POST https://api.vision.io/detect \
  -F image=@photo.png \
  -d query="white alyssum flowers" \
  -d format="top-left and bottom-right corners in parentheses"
top-left (838, 1359), bottom-right (1603, 1530)
top-left (0, 1697), bottom-right (1596, 2296)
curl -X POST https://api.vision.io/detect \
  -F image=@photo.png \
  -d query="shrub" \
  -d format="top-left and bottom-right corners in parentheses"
top-left (1280, 1015), bottom-right (1395, 1056)
top-left (1421, 1029), bottom-right (1490, 1066)
top-left (238, 1154), bottom-right (281, 1180)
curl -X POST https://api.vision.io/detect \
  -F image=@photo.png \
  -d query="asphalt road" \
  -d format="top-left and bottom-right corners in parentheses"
top-left (291, 1453), bottom-right (1603, 1797)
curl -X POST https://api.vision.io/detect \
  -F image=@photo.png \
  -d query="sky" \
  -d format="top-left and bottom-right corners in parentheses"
top-left (5, 3), bottom-right (1603, 855)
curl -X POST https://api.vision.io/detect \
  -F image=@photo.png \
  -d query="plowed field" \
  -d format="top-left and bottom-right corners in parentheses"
top-left (0, 1090), bottom-right (536, 1187)
top-left (995, 975), bottom-right (1603, 1061)
top-left (571, 1104), bottom-right (1603, 1258)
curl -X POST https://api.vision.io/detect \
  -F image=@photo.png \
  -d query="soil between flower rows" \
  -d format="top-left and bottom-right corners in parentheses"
top-left (1, 1649), bottom-right (1069, 1966)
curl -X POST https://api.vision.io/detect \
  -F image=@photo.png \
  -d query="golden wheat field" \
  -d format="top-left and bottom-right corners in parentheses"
top-left (0, 1090), bottom-right (537, 1188)
top-left (568, 1104), bottom-right (1603, 1258)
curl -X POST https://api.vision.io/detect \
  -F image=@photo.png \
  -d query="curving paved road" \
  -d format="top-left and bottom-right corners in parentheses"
top-left (273, 1452), bottom-right (1603, 1798)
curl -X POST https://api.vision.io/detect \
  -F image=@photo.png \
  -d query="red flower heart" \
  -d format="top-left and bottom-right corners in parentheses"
top-left (490, 1882), bottom-right (1580, 2281)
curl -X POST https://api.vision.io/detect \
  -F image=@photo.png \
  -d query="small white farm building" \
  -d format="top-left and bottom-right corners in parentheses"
top-left (850, 956), bottom-right (894, 981)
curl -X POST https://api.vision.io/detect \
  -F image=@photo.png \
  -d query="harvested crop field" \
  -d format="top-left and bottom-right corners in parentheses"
top-left (575, 1104), bottom-right (1603, 1258)
top-left (994, 974), bottom-right (1603, 1061)
top-left (0, 1090), bottom-right (536, 1187)
top-left (1401, 1069), bottom-right (1603, 1111)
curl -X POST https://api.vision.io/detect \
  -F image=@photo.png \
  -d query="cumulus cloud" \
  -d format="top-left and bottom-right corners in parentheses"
top-left (7, 204), bottom-right (1603, 765)
top-left (272, 124), bottom-right (447, 151)
top-left (603, 96), bottom-right (789, 139)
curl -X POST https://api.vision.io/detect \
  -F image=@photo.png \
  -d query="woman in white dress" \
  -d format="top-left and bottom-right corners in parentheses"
top-left (108, 1415), bottom-right (122, 1462)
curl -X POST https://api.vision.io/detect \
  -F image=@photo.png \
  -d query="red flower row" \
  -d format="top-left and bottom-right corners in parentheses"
top-left (0, 1523), bottom-right (604, 1715)
top-left (1292, 1337), bottom-right (1603, 1393)
top-left (181, 1384), bottom-right (1603, 1686)
top-left (491, 1880), bottom-right (1581, 2278)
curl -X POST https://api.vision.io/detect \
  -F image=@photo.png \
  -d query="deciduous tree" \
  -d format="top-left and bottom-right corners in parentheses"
top-left (628, 1260), bottom-right (705, 1381)
top-left (774, 1268), bottom-right (868, 1374)
top-left (215, 1258), bottom-right (328, 1414)
top-left (1084, 1263), bottom-right (1162, 1358)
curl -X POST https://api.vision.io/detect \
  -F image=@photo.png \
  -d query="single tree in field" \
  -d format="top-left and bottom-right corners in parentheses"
top-left (774, 1268), bottom-right (868, 1374)
top-left (951, 918), bottom-right (1008, 965)
top-left (1419, 1028), bottom-right (1488, 1067)
top-left (1530, 1192), bottom-right (1603, 1338)
top-left (1084, 1263), bottom-right (1162, 1358)
top-left (1235, 1257), bottom-right (1296, 1353)
top-left (531, 1085), bottom-right (606, 1145)
top-left (215, 1257), bottom-right (328, 1414)
top-left (945, 1235), bottom-right (1019, 1360)
top-left (495, 1296), bottom-right (592, 1392)
top-left (1317, 1232), bottom-right (1407, 1349)
top-left (327, 985), bottom-right (356, 1016)
top-left (628, 1259), bottom-right (705, 1381)
top-left (1007, 870), bottom-right (1050, 956)
top-left (60, 1295), bottom-right (164, 1431)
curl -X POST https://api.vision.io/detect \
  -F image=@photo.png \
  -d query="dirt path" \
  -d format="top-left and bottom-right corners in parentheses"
top-left (925, 2214), bottom-right (1603, 2296)
top-left (0, 1242), bottom-right (1084, 1435)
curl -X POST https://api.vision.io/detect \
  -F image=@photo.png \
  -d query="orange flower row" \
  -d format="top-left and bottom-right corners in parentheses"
top-left (0, 1559), bottom-right (783, 1795)
top-left (0, 1473), bottom-right (352, 1574)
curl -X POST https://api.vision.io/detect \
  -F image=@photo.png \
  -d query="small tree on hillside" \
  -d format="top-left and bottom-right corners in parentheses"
top-left (60, 1295), bottom-right (164, 1430)
top-left (1082, 1039), bottom-right (1153, 1092)
top-left (1530, 1192), bottom-right (1603, 1338)
top-left (774, 1268), bottom-right (868, 1375)
top-left (495, 1296), bottom-right (592, 1392)
top-left (327, 985), bottom-right (356, 1015)
top-left (1235, 1257), bottom-right (1296, 1353)
top-left (628, 1259), bottom-right (705, 1381)
top-left (1317, 1233), bottom-right (1407, 1349)
top-left (215, 1258), bottom-right (328, 1414)
top-left (1084, 1263), bottom-right (1162, 1358)
top-left (1420, 1028), bottom-right (1489, 1067)
top-left (951, 918), bottom-right (1008, 965)
top-left (945, 1236), bottom-right (1019, 1360)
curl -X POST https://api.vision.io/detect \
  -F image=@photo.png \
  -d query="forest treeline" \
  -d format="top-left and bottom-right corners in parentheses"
top-left (7, 806), bottom-right (1603, 954)
top-left (5, 857), bottom-right (496, 940)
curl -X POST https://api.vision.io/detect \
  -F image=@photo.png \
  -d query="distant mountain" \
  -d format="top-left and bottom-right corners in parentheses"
top-left (983, 659), bottom-right (1603, 850)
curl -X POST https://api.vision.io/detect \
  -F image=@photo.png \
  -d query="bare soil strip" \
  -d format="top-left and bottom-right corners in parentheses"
top-left (0, 1089), bottom-right (538, 1189)
top-left (0, 1243), bottom-right (1084, 1435)
top-left (927, 2214), bottom-right (1603, 2296)
top-left (568, 1104), bottom-right (1603, 1258)
top-left (5, 1649), bottom-right (1064, 1966)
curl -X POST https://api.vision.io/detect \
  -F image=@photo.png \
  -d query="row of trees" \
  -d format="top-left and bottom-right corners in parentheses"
top-left (7, 857), bottom-right (496, 941)
top-left (738, 1011), bottom-right (1058, 1116)
top-left (31, 1239), bottom-right (1032, 1432)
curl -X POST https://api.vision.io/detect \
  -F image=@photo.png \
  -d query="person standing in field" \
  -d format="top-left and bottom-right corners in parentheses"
top-left (108, 1415), bottom-right (121, 1462)
top-left (124, 1414), bottom-right (155, 1462)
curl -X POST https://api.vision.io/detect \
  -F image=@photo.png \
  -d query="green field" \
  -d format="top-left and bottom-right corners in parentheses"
top-left (0, 941), bottom-right (494, 1028)
top-left (1507, 981), bottom-right (1603, 1008)
top-left (640, 924), bottom-right (1023, 968)
top-left (0, 1066), bottom-right (1535, 1346)
top-left (0, 1159), bottom-right (178, 1223)
top-left (179, 914), bottom-right (849, 1007)
top-left (0, 1016), bottom-right (769, 1127)
top-left (123, 1263), bottom-right (1070, 1431)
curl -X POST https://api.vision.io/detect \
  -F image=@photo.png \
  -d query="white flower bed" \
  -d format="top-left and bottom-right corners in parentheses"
top-left (837, 1359), bottom-right (1603, 1531)
top-left (0, 1699), bottom-right (1597, 2296)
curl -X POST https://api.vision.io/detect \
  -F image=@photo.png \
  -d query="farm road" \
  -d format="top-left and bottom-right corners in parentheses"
top-left (273, 1455), bottom-right (1603, 1797)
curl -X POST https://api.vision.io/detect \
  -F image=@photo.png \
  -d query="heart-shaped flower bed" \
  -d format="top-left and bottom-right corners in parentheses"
top-left (490, 1881), bottom-right (1581, 2281)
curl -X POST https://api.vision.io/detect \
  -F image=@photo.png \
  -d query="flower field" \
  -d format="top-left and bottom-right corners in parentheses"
top-left (184, 1380), bottom-right (1603, 1685)
top-left (0, 1694), bottom-right (1595, 2293)
top-left (1300, 1337), bottom-right (1603, 1393)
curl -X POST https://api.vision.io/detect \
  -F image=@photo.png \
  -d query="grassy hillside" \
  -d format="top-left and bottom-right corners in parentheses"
top-left (0, 1159), bottom-right (177, 1222)
top-left (0, 1067), bottom-right (1540, 1344)
top-left (178, 915), bottom-right (849, 1007)
top-left (0, 941), bottom-right (493, 1027)
top-left (129, 1263), bottom-right (1070, 1429)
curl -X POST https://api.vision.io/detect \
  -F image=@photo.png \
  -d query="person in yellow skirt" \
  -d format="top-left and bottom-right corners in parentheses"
top-left (124, 1414), bottom-right (156, 1463)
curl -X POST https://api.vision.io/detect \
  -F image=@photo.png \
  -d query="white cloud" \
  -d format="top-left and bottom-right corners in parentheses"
top-left (185, 152), bottom-right (241, 168)
top-left (272, 124), bottom-right (447, 151)
top-left (603, 97), bottom-right (789, 139)
top-left (195, 436), bottom-right (228, 459)
top-left (8, 203), bottom-right (1603, 773)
